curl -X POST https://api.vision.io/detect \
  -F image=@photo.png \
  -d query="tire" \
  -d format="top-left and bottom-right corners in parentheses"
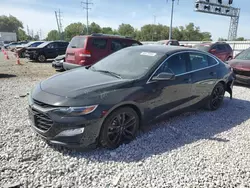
top-left (99, 107), bottom-right (139, 149)
top-left (37, 54), bottom-right (46, 62)
top-left (206, 82), bottom-right (225, 111)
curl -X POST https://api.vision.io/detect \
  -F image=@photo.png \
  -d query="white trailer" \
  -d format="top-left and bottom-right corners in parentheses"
top-left (0, 32), bottom-right (17, 42)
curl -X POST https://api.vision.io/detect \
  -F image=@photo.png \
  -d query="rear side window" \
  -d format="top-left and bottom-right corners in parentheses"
top-left (46, 43), bottom-right (58, 48)
top-left (58, 42), bottom-right (69, 48)
top-left (217, 44), bottom-right (226, 51)
top-left (189, 52), bottom-right (209, 71)
top-left (226, 44), bottom-right (232, 51)
top-left (208, 56), bottom-right (218, 66)
top-left (69, 36), bottom-right (86, 48)
top-left (92, 38), bottom-right (107, 49)
top-left (111, 40), bottom-right (124, 52)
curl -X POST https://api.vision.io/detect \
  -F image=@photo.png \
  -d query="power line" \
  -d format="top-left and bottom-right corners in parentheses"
top-left (81, 0), bottom-right (93, 34)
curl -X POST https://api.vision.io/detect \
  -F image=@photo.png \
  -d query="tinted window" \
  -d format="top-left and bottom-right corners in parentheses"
top-left (58, 42), bottom-right (69, 48)
top-left (169, 41), bottom-right (179, 46)
top-left (111, 40), bottom-right (124, 52)
top-left (47, 43), bottom-right (57, 48)
top-left (189, 52), bottom-right (209, 71)
top-left (217, 44), bottom-right (226, 51)
top-left (30, 42), bottom-right (43, 47)
top-left (208, 56), bottom-right (218, 66)
top-left (92, 38), bottom-right (107, 49)
top-left (90, 48), bottom-right (165, 79)
top-left (225, 44), bottom-right (232, 51)
top-left (69, 36), bottom-right (85, 48)
top-left (156, 53), bottom-right (188, 75)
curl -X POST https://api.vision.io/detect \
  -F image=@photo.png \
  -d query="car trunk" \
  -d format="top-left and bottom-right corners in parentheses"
top-left (65, 36), bottom-right (90, 66)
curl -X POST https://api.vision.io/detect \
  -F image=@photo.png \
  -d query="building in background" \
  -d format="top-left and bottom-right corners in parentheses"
top-left (0, 32), bottom-right (17, 42)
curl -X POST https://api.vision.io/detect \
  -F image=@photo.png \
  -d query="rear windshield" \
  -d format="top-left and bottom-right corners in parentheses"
top-left (235, 48), bottom-right (250, 60)
top-left (193, 44), bottom-right (210, 52)
top-left (69, 36), bottom-right (86, 48)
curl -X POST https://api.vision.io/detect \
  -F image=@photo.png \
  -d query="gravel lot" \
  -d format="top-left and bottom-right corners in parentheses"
top-left (1, 51), bottom-right (250, 188)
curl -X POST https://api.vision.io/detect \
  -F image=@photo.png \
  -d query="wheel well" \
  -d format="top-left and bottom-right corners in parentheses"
top-left (104, 104), bottom-right (142, 126)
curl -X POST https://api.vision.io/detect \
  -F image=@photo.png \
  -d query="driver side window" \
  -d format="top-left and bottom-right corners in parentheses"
top-left (154, 52), bottom-right (189, 76)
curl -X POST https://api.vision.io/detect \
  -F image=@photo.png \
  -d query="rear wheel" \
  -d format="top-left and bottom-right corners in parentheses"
top-left (37, 54), bottom-right (46, 62)
top-left (206, 83), bottom-right (225, 110)
top-left (100, 107), bottom-right (139, 149)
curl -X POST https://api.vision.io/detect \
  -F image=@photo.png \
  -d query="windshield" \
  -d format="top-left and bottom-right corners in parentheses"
top-left (37, 41), bottom-right (50, 48)
top-left (90, 47), bottom-right (165, 79)
top-left (235, 48), bottom-right (250, 60)
top-left (69, 36), bottom-right (86, 48)
top-left (194, 44), bottom-right (210, 52)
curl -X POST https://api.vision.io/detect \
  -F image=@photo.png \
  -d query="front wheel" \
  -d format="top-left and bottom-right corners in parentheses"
top-left (206, 83), bottom-right (225, 111)
top-left (37, 54), bottom-right (46, 62)
top-left (99, 107), bottom-right (139, 149)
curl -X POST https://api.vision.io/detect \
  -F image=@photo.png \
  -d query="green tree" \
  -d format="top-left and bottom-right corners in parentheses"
top-left (102, 27), bottom-right (113, 34)
top-left (34, 34), bottom-right (40, 41)
top-left (64, 22), bottom-right (86, 41)
top-left (89, 22), bottom-right (102, 34)
top-left (118, 23), bottom-right (134, 37)
top-left (218, 37), bottom-right (227, 41)
top-left (0, 15), bottom-right (23, 33)
top-left (46, 30), bottom-right (60, 41)
top-left (17, 28), bottom-right (28, 41)
top-left (235, 37), bottom-right (245, 41)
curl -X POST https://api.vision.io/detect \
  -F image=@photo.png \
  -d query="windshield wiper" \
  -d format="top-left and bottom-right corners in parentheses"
top-left (93, 69), bottom-right (122, 79)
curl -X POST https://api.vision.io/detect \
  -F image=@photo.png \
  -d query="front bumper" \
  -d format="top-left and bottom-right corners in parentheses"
top-left (234, 74), bottom-right (250, 85)
top-left (63, 62), bottom-right (82, 70)
top-left (52, 60), bottom-right (64, 70)
top-left (28, 102), bottom-right (103, 149)
top-left (25, 52), bottom-right (37, 60)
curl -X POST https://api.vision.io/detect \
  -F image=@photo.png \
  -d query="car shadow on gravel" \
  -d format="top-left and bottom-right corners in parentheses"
top-left (0, 73), bottom-right (16, 78)
top-left (54, 96), bottom-right (250, 163)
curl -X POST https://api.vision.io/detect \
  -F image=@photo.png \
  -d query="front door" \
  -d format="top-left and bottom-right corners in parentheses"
top-left (144, 52), bottom-right (193, 120)
top-left (45, 42), bottom-right (58, 59)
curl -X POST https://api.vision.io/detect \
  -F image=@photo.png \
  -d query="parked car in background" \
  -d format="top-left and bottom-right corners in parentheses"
top-left (25, 41), bottom-right (69, 62)
top-left (193, 42), bottom-right (233, 61)
top-left (63, 33), bottom-right (142, 70)
top-left (227, 47), bottom-right (250, 85)
top-left (28, 45), bottom-right (234, 149)
top-left (5, 42), bottom-right (20, 50)
top-left (156, 40), bottom-right (180, 46)
top-left (52, 54), bottom-right (65, 71)
top-left (17, 41), bottom-right (44, 58)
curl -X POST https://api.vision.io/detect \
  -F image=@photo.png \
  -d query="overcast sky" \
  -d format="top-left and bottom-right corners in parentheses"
top-left (1, 0), bottom-right (249, 40)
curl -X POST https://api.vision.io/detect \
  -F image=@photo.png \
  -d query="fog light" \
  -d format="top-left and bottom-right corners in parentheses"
top-left (56, 128), bottom-right (85, 137)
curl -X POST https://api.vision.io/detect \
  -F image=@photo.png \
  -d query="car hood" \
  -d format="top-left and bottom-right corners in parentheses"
top-left (228, 59), bottom-right (250, 70)
top-left (40, 68), bottom-right (132, 98)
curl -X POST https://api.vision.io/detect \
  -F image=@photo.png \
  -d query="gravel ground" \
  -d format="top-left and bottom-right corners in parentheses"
top-left (1, 51), bottom-right (250, 188)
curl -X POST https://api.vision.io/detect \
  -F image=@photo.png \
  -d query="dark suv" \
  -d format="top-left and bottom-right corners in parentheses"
top-left (63, 33), bottom-right (142, 70)
top-left (25, 41), bottom-right (69, 62)
top-left (193, 42), bottom-right (233, 61)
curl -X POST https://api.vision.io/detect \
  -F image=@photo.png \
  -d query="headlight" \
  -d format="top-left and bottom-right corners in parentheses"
top-left (59, 59), bottom-right (64, 63)
top-left (54, 105), bottom-right (98, 116)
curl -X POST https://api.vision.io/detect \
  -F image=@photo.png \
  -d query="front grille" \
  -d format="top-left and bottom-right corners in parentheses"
top-left (32, 108), bottom-right (53, 131)
top-left (33, 99), bottom-right (54, 108)
top-left (234, 69), bottom-right (250, 77)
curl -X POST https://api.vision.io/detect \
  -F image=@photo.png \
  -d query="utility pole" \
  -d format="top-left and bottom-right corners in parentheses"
top-left (55, 9), bottom-right (64, 40)
top-left (169, 0), bottom-right (175, 40)
top-left (81, 0), bottom-right (93, 34)
top-left (39, 29), bottom-right (42, 40)
top-left (27, 25), bottom-right (30, 36)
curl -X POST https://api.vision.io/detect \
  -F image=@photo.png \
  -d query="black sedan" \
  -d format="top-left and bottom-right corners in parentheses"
top-left (28, 45), bottom-right (234, 149)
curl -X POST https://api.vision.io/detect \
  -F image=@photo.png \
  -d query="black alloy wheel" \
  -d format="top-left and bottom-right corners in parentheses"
top-left (38, 54), bottom-right (46, 62)
top-left (100, 107), bottom-right (139, 149)
top-left (206, 83), bottom-right (225, 110)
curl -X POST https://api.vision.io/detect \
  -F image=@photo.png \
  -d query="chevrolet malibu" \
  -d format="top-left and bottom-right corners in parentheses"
top-left (28, 45), bottom-right (234, 149)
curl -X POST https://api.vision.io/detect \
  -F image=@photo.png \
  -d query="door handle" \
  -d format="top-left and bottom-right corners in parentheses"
top-left (209, 71), bottom-right (216, 76)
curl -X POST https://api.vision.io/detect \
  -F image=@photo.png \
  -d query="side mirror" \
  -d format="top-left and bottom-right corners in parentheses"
top-left (152, 72), bottom-right (175, 81)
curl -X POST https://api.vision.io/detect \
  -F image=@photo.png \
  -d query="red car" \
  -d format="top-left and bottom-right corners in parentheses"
top-left (194, 42), bottom-right (233, 61)
top-left (227, 48), bottom-right (250, 85)
top-left (63, 33), bottom-right (142, 70)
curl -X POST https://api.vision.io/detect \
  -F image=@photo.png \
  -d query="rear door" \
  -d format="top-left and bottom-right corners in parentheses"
top-left (89, 38), bottom-right (108, 64)
top-left (58, 42), bottom-right (68, 55)
top-left (44, 42), bottom-right (58, 59)
top-left (189, 51), bottom-right (219, 105)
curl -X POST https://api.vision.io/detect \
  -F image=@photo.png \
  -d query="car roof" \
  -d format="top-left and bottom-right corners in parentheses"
top-left (127, 45), bottom-right (200, 54)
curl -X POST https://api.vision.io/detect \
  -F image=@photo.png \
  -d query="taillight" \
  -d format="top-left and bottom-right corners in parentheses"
top-left (79, 50), bottom-right (91, 57)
